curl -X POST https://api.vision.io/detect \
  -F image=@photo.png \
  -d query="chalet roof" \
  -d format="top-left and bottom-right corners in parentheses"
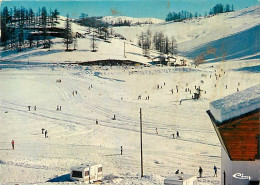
top-left (210, 84), bottom-right (260, 123)
top-left (207, 85), bottom-right (260, 161)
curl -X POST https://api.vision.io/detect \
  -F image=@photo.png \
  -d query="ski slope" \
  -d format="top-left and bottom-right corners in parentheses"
top-left (0, 58), bottom-right (259, 184)
top-left (114, 5), bottom-right (260, 62)
top-left (0, 5), bottom-right (259, 185)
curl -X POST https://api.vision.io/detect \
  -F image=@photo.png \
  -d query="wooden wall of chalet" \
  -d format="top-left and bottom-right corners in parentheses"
top-left (218, 111), bottom-right (260, 161)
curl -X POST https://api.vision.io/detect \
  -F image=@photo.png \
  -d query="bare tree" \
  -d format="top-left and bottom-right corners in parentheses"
top-left (169, 36), bottom-right (178, 56)
top-left (90, 30), bottom-right (98, 52)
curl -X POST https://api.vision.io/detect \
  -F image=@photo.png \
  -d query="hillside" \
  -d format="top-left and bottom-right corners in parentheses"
top-left (0, 17), bottom-right (158, 64)
top-left (1, 6), bottom-right (259, 65)
top-left (114, 5), bottom-right (260, 62)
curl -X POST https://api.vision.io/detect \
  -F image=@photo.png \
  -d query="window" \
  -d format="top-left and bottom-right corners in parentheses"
top-left (72, 171), bottom-right (82, 178)
top-left (85, 171), bottom-right (89, 176)
top-left (98, 167), bottom-right (102, 172)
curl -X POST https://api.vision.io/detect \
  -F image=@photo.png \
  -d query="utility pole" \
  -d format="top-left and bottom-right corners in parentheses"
top-left (140, 108), bottom-right (143, 177)
top-left (124, 41), bottom-right (126, 58)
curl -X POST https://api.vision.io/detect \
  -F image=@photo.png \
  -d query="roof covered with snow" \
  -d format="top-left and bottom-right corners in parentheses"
top-left (209, 84), bottom-right (260, 123)
top-left (71, 163), bottom-right (101, 171)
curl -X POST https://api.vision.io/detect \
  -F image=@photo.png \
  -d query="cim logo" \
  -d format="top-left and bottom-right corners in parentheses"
top-left (233, 173), bottom-right (251, 180)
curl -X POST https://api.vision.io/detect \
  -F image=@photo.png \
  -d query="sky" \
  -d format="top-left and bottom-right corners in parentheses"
top-left (1, 0), bottom-right (259, 19)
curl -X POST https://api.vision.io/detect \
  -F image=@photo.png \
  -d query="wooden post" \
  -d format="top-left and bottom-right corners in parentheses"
top-left (124, 42), bottom-right (126, 58)
top-left (140, 108), bottom-right (143, 177)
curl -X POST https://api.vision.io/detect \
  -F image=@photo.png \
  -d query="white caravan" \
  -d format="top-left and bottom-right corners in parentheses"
top-left (70, 163), bottom-right (102, 183)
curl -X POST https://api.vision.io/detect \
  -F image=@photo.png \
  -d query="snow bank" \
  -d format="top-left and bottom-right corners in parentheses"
top-left (209, 84), bottom-right (260, 123)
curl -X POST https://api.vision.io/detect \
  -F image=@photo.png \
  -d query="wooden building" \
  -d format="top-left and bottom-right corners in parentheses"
top-left (207, 85), bottom-right (260, 185)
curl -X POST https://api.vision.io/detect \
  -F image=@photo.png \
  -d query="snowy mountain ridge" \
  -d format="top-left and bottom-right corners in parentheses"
top-left (101, 16), bottom-right (165, 25)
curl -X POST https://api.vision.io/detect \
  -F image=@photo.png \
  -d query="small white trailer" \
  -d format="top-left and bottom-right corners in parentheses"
top-left (164, 174), bottom-right (197, 185)
top-left (70, 163), bottom-right (102, 183)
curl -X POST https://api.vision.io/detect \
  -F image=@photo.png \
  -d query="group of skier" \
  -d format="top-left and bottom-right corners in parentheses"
top-left (41, 128), bottom-right (48, 138)
top-left (72, 91), bottom-right (78, 96)
top-left (28, 105), bottom-right (37, 111)
top-left (198, 165), bottom-right (218, 178)
top-left (155, 128), bottom-right (180, 139)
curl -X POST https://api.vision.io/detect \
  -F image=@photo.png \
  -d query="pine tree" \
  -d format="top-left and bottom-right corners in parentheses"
top-left (63, 14), bottom-right (73, 51)
top-left (1, 6), bottom-right (9, 48)
top-left (53, 9), bottom-right (60, 22)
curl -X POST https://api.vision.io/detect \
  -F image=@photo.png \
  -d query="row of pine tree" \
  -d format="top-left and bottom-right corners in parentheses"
top-left (166, 3), bottom-right (234, 22)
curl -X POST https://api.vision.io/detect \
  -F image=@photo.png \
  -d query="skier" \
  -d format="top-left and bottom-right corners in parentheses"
top-left (176, 131), bottom-right (179, 138)
top-left (42, 128), bottom-right (45, 134)
top-left (199, 166), bottom-right (203, 178)
top-left (28, 106), bottom-right (31, 111)
top-left (56, 106), bottom-right (59, 111)
top-left (11, 140), bottom-right (14, 150)
top-left (175, 169), bottom-right (179, 174)
top-left (45, 130), bottom-right (48, 138)
top-left (34, 106), bottom-right (36, 111)
top-left (177, 89), bottom-right (178, 93)
top-left (172, 134), bottom-right (175, 139)
top-left (214, 165), bottom-right (217, 177)
top-left (60, 106), bottom-right (61, 111)
top-left (148, 96), bottom-right (149, 100)
top-left (72, 91), bottom-right (74, 96)
top-left (120, 146), bottom-right (123, 155)
top-left (164, 82), bottom-right (165, 86)
top-left (226, 85), bottom-right (227, 89)
top-left (156, 128), bottom-right (158, 134)
top-left (75, 91), bottom-right (77, 95)
top-left (113, 115), bottom-right (116, 120)
top-left (179, 100), bottom-right (182, 105)
top-left (96, 119), bottom-right (98, 125)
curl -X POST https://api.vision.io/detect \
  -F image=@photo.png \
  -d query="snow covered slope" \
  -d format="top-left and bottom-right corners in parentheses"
top-left (102, 16), bottom-right (165, 25)
top-left (114, 5), bottom-right (260, 62)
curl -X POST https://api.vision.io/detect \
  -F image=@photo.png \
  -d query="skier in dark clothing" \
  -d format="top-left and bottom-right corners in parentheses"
top-left (28, 106), bottom-right (31, 111)
top-left (172, 134), bottom-right (175, 139)
top-left (120, 146), bottom-right (123, 155)
top-left (199, 167), bottom-right (203, 178)
top-left (176, 131), bottom-right (179, 138)
top-left (96, 119), bottom-right (98, 125)
top-left (42, 128), bottom-right (45, 134)
top-left (175, 169), bottom-right (179, 174)
top-left (34, 106), bottom-right (36, 111)
top-left (45, 130), bottom-right (48, 138)
top-left (214, 165), bottom-right (217, 177)
top-left (60, 106), bottom-right (61, 111)
top-left (11, 140), bottom-right (14, 150)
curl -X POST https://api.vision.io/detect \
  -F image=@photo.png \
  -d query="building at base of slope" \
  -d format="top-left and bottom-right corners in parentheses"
top-left (207, 84), bottom-right (260, 185)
